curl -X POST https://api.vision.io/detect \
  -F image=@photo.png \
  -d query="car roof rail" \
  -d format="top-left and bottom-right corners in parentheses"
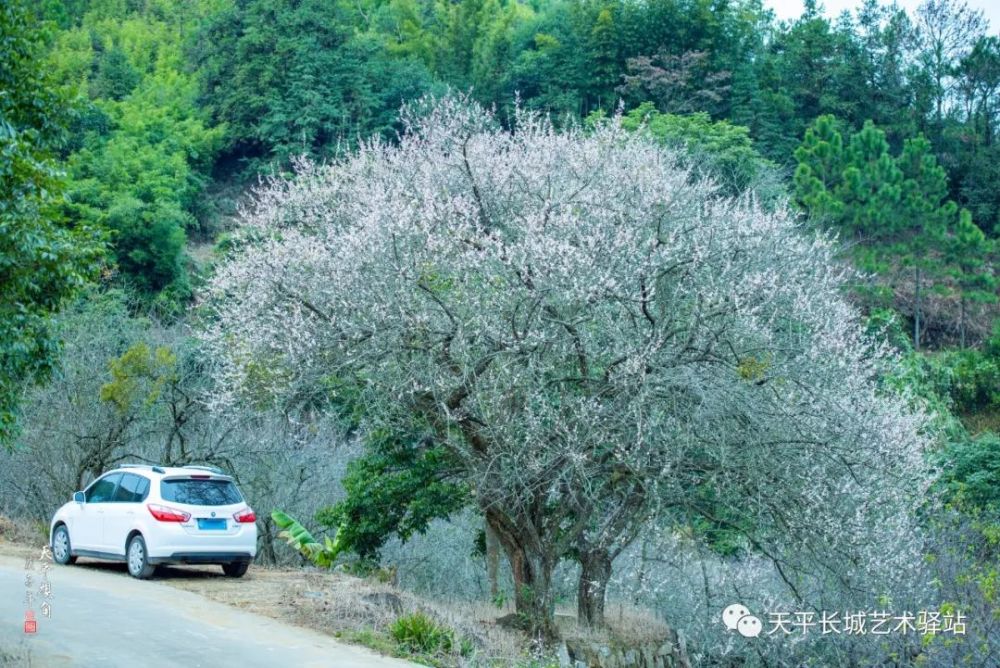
top-left (118, 464), bottom-right (167, 474)
top-left (118, 464), bottom-right (166, 473)
top-left (181, 464), bottom-right (225, 475)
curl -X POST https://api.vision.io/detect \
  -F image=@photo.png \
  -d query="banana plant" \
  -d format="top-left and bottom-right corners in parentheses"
top-left (271, 510), bottom-right (343, 568)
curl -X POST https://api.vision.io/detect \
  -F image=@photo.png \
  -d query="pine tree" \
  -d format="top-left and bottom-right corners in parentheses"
top-left (587, 5), bottom-right (619, 112)
top-left (793, 115), bottom-right (847, 222)
top-left (895, 133), bottom-right (955, 349)
top-left (947, 211), bottom-right (997, 347)
top-left (795, 117), bottom-right (971, 349)
top-left (840, 121), bottom-right (904, 251)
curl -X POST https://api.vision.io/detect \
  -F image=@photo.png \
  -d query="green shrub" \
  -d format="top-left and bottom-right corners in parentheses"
top-left (938, 432), bottom-right (1000, 517)
top-left (865, 307), bottom-right (913, 353)
top-left (315, 437), bottom-right (469, 562)
top-left (919, 349), bottom-right (1000, 415)
top-left (390, 612), bottom-right (454, 655)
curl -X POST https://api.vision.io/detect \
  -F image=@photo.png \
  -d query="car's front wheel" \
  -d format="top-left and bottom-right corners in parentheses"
top-left (126, 535), bottom-right (156, 579)
top-left (222, 561), bottom-right (249, 578)
top-left (51, 525), bottom-right (76, 565)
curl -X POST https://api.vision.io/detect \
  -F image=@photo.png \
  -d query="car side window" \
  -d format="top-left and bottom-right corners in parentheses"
top-left (135, 475), bottom-right (150, 501)
top-left (85, 473), bottom-right (123, 503)
top-left (113, 473), bottom-right (149, 503)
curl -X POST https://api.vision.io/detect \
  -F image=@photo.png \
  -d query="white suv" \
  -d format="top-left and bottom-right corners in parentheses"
top-left (49, 465), bottom-right (257, 579)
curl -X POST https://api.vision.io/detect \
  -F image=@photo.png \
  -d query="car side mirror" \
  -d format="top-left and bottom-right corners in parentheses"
top-left (73, 491), bottom-right (85, 503)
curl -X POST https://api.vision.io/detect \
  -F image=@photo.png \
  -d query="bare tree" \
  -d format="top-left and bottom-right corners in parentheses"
top-left (0, 291), bottom-right (347, 565)
top-left (913, 0), bottom-right (987, 124)
top-left (956, 36), bottom-right (1000, 145)
top-left (617, 50), bottom-right (731, 115)
top-left (203, 96), bottom-right (931, 638)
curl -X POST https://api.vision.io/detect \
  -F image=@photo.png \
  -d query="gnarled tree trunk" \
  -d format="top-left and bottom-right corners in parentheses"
top-left (577, 548), bottom-right (613, 627)
top-left (485, 508), bottom-right (558, 640)
top-left (485, 520), bottom-right (501, 599)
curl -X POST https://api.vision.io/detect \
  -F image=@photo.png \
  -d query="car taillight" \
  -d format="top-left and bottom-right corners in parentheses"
top-left (233, 508), bottom-right (256, 523)
top-left (147, 503), bottom-right (191, 522)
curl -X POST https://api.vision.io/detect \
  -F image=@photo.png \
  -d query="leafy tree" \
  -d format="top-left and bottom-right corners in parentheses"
top-left (611, 102), bottom-right (778, 197)
top-left (42, 6), bottom-right (226, 306)
top-left (492, 5), bottom-right (592, 118)
top-left (315, 435), bottom-right (469, 562)
top-left (372, 0), bottom-right (442, 68)
top-left (953, 37), bottom-right (1000, 237)
top-left (940, 431), bottom-right (1000, 515)
top-left (192, 0), bottom-right (435, 167)
top-left (849, 0), bottom-right (920, 148)
top-left (0, 0), bottom-right (104, 444)
top-left (464, 0), bottom-right (759, 120)
top-left (955, 36), bottom-right (1000, 149)
top-left (792, 114), bottom-right (848, 219)
top-left (64, 68), bottom-right (223, 299)
top-left (437, 0), bottom-right (491, 87)
top-left (38, 0), bottom-right (89, 29)
top-left (749, 3), bottom-right (864, 160)
top-left (587, 4), bottom-right (619, 111)
top-left (469, 1), bottom-right (536, 107)
top-left (794, 116), bottom-right (905, 253)
top-left (614, 0), bottom-right (757, 120)
top-left (957, 145), bottom-right (1000, 239)
top-left (99, 341), bottom-right (177, 416)
top-left (204, 97), bottom-right (930, 635)
top-left (90, 46), bottom-right (140, 101)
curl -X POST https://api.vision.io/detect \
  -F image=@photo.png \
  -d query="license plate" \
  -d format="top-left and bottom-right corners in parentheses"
top-left (197, 518), bottom-right (227, 530)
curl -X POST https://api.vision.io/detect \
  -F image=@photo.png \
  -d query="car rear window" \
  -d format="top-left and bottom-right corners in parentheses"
top-left (160, 478), bottom-right (243, 506)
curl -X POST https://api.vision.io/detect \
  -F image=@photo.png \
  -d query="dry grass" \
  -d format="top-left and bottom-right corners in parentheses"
top-left (159, 563), bottom-right (535, 666)
top-left (962, 405), bottom-right (1000, 436)
top-left (556, 604), bottom-right (672, 647)
top-left (0, 514), bottom-right (47, 549)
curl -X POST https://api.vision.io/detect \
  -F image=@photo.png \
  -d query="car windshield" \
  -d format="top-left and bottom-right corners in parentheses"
top-left (160, 478), bottom-right (243, 506)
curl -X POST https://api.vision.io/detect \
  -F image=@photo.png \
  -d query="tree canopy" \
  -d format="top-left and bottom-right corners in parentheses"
top-left (0, 0), bottom-right (103, 444)
top-left (204, 97), bottom-right (930, 635)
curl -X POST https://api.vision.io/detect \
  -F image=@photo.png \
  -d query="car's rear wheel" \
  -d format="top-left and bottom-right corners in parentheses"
top-left (222, 561), bottom-right (249, 578)
top-left (52, 525), bottom-right (76, 565)
top-left (126, 535), bottom-right (156, 579)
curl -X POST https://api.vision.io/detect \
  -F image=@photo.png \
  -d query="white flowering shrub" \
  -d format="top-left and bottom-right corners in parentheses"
top-left (203, 95), bottom-right (933, 638)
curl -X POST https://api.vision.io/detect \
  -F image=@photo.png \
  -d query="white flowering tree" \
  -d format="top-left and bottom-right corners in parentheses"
top-left (203, 97), bottom-right (931, 638)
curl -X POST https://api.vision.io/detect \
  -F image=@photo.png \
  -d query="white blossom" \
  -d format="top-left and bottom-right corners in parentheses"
top-left (202, 95), bottom-right (933, 631)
